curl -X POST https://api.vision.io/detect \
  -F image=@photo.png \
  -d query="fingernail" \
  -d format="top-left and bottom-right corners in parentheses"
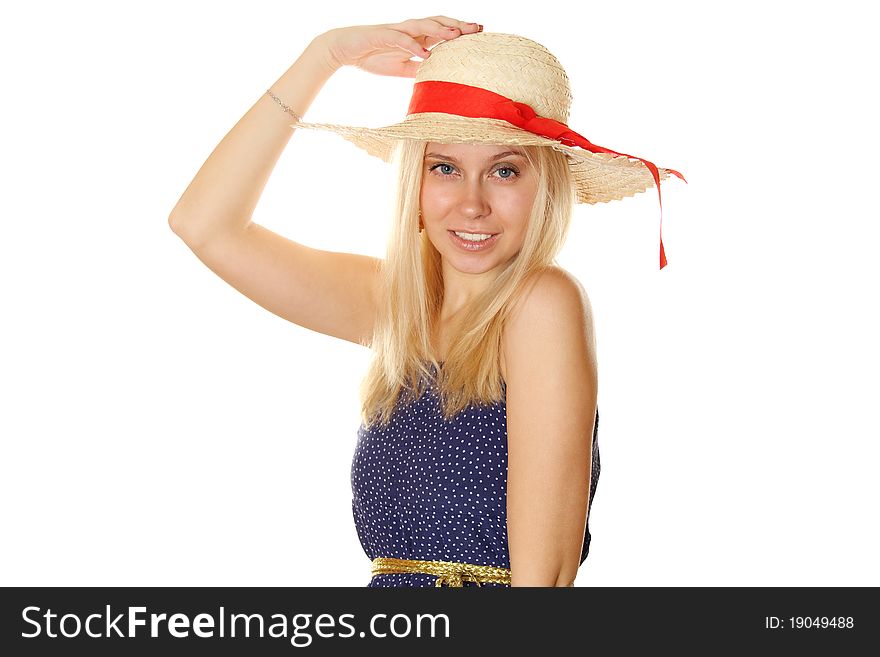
top-left (477, 24), bottom-right (483, 32)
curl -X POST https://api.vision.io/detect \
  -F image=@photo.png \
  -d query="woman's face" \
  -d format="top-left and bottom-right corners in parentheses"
top-left (419, 142), bottom-right (539, 274)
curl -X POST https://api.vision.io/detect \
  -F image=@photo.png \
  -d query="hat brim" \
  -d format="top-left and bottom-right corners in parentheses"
top-left (290, 113), bottom-right (675, 204)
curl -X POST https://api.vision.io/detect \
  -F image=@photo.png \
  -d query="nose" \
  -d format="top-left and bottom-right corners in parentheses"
top-left (456, 180), bottom-right (491, 220)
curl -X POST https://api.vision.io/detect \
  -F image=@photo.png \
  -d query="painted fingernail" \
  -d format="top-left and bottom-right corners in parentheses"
top-left (477, 24), bottom-right (483, 32)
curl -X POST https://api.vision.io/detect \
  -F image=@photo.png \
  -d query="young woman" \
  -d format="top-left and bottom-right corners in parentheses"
top-left (170, 15), bottom-right (683, 587)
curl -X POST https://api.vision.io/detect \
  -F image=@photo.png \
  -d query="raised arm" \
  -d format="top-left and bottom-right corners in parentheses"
top-left (168, 34), bottom-right (337, 246)
top-left (167, 20), bottom-right (480, 346)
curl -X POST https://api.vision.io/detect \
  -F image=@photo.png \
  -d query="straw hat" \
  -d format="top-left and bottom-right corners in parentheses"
top-left (288, 31), bottom-right (686, 269)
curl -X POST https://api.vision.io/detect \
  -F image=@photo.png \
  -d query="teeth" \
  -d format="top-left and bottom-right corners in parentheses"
top-left (454, 231), bottom-right (494, 241)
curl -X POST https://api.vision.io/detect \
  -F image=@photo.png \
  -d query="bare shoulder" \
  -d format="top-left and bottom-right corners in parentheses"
top-left (508, 265), bottom-right (593, 329)
top-left (501, 265), bottom-right (596, 379)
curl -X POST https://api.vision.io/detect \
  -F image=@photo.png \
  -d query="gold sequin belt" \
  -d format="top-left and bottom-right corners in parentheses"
top-left (371, 556), bottom-right (511, 587)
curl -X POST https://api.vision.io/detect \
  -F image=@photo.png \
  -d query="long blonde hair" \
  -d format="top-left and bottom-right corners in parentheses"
top-left (359, 138), bottom-right (576, 428)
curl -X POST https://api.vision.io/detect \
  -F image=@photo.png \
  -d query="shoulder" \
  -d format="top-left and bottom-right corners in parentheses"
top-left (502, 266), bottom-right (596, 375)
top-left (508, 266), bottom-right (593, 332)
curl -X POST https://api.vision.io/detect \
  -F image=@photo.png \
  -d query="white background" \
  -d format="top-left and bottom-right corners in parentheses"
top-left (2, 0), bottom-right (877, 587)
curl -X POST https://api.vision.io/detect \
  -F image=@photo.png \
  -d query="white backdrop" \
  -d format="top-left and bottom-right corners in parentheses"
top-left (2, 0), bottom-right (877, 586)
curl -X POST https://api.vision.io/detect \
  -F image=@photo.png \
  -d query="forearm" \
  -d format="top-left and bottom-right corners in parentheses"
top-left (168, 33), bottom-right (339, 246)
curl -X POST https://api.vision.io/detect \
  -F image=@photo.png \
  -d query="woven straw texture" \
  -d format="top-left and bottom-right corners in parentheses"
top-left (290, 32), bottom-right (675, 204)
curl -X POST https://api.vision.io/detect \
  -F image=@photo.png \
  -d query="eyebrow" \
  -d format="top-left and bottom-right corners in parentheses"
top-left (424, 150), bottom-right (528, 163)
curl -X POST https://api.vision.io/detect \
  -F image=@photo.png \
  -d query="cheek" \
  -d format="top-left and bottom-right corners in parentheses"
top-left (503, 193), bottom-right (535, 224)
top-left (420, 180), bottom-right (442, 208)
top-left (422, 178), bottom-right (456, 199)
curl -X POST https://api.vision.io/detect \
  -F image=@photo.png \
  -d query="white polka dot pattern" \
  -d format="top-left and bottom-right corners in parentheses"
top-left (351, 362), bottom-right (600, 587)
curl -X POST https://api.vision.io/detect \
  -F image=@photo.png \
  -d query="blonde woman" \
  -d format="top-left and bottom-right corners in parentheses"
top-left (170, 16), bottom-right (682, 587)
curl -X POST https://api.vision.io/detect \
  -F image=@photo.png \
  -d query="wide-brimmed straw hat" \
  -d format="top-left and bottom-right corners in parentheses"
top-left (288, 31), bottom-right (686, 269)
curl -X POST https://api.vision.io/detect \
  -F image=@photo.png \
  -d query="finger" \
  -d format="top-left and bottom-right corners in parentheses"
top-left (383, 28), bottom-right (431, 59)
top-left (421, 27), bottom-right (468, 49)
top-left (421, 29), bottom-right (481, 50)
top-left (425, 16), bottom-right (483, 34)
top-left (421, 35), bottom-right (445, 49)
top-left (398, 59), bottom-right (421, 78)
top-left (394, 16), bottom-right (480, 43)
top-left (391, 18), bottom-right (450, 43)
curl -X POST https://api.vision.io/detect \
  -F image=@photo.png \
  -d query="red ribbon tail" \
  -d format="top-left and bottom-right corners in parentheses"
top-left (657, 168), bottom-right (686, 270)
top-left (646, 164), bottom-right (688, 270)
top-left (556, 129), bottom-right (681, 271)
top-left (665, 168), bottom-right (688, 184)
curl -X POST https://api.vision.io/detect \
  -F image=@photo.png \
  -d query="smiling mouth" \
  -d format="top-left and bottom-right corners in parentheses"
top-left (447, 230), bottom-right (501, 250)
top-left (448, 230), bottom-right (499, 238)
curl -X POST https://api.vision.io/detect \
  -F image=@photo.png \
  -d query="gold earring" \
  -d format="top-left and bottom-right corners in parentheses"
top-left (418, 210), bottom-right (424, 232)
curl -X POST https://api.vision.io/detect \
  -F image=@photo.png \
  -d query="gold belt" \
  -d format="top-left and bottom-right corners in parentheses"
top-left (371, 556), bottom-right (511, 587)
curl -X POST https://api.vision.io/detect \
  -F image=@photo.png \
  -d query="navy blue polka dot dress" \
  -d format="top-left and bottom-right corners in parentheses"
top-left (351, 362), bottom-right (600, 587)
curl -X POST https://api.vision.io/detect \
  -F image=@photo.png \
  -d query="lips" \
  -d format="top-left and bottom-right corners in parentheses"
top-left (447, 230), bottom-right (501, 252)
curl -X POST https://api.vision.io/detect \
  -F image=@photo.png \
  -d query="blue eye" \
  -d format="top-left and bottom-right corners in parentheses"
top-left (428, 163), bottom-right (520, 181)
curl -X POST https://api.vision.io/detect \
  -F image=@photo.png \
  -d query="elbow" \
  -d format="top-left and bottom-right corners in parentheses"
top-left (509, 577), bottom-right (572, 588)
top-left (169, 209), bottom-right (198, 239)
top-left (509, 558), bottom-right (578, 587)
top-left (168, 195), bottom-right (202, 238)
top-left (509, 568), bottom-right (576, 587)
top-left (555, 564), bottom-right (578, 587)
top-left (168, 211), bottom-right (187, 238)
top-left (167, 212), bottom-right (209, 250)
top-left (168, 211), bottom-right (250, 250)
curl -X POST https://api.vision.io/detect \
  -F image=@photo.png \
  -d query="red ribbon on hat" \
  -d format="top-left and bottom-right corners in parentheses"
top-left (408, 80), bottom-right (687, 270)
